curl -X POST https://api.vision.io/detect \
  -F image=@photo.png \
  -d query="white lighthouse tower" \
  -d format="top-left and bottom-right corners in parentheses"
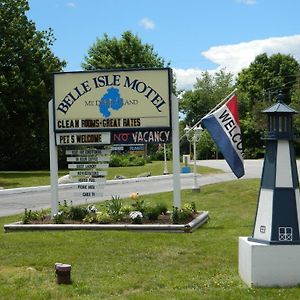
top-left (239, 93), bottom-right (300, 287)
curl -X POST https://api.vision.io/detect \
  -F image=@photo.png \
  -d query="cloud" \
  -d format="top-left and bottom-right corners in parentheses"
top-left (139, 17), bottom-right (155, 30)
top-left (202, 35), bottom-right (300, 75)
top-left (235, 0), bottom-right (257, 5)
top-left (66, 2), bottom-right (76, 8)
top-left (174, 68), bottom-right (218, 91)
top-left (173, 68), bottom-right (203, 91)
top-left (174, 35), bottom-right (300, 91)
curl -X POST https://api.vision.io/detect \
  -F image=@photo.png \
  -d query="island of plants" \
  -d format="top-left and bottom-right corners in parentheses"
top-left (4, 193), bottom-right (209, 233)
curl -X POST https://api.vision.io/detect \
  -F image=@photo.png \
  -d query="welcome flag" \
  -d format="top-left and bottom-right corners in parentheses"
top-left (201, 94), bottom-right (245, 178)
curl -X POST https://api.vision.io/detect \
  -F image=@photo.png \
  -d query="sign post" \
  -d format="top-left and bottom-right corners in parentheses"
top-left (48, 100), bottom-right (58, 217)
top-left (172, 94), bottom-right (181, 208)
top-left (50, 68), bottom-right (175, 217)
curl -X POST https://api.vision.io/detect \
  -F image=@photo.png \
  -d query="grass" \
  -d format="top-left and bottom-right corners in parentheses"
top-left (1, 179), bottom-right (300, 299)
top-left (0, 161), bottom-right (222, 189)
top-left (0, 171), bottom-right (67, 189)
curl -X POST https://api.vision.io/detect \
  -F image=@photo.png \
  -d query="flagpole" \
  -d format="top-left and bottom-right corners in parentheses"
top-left (180, 89), bottom-right (237, 139)
top-left (202, 88), bottom-right (237, 119)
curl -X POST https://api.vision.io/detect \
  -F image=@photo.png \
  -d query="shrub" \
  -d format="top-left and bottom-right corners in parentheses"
top-left (109, 154), bottom-right (123, 167)
top-left (22, 208), bottom-right (32, 224)
top-left (58, 200), bottom-right (71, 216)
top-left (145, 156), bottom-right (152, 163)
top-left (145, 206), bottom-right (161, 220)
top-left (126, 154), bottom-right (145, 166)
top-left (156, 202), bottom-right (168, 214)
top-left (121, 205), bottom-right (132, 215)
top-left (53, 211), bottom-right (65, 224)
top-left (106, 195), bottom-right (123, 220)
top-left (83, 214), bottom-right (95, 224)
top-left (109, 153), bottom-right (146, 167)
top-left (171, 205), bottom-right (194, 224)
top-left (182, 203), bottom-right (195, 217)
top-left (131, 198), bottom-right (147, 213)
top-left (22, 208), bottom-right (47, 224)
top-left (144, 202), bottom-right (168, 220)
top-left (95, 212), bottom-right (112, 224)
top-left (171, 206), bottom-right (180, 224)
top-left (69, 206), bottom-right (89, 221)
top-left (190, 201), bottom-right (197, 212)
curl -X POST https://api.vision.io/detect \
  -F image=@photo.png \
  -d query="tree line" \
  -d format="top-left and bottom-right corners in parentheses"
top-left (1, 0), bottom-right (300, 170)
top-left (180, 54), bottom-right (300, 159)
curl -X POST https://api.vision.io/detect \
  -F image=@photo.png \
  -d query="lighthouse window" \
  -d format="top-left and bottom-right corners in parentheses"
top-left (279, 227), bottom-right (293, 241)
top-left (269, 116), bottom-right (273, 131)
top-left (278, 116), bottom-right (287, 132)
top-left (285, 117), bottom-right (289, 132)
top-left (278, 116), bottom-right (282, 132)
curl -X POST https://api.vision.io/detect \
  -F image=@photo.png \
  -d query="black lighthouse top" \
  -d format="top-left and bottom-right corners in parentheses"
top-left (262, 93), bottom-right (297, 140)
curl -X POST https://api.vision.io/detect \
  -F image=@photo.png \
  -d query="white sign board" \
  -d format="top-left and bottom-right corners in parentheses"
top-left (53, 68), bottom-right (172, 136)
top-left (56, 132), bottom-right (110, 145)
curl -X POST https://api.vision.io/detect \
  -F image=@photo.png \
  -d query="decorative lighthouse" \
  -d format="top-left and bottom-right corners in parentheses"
top-left (249, 93), bottom-right (300, 244)
top-left (239, 93), bottom-right (300, 287)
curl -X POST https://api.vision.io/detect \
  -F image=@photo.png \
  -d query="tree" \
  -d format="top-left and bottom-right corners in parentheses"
top-left (81, 31), bottom-right (179, 96)
top-left (197, 131), bottom-right (218, 159)
top-left (236, 53), bottom-right (300, 157)
top-left (179, 69), bottom-right (234, 159)
top-left (0, 0), bottom-right (65, 170)
top-left (237, 53), bottom-right (300, 117)
top-left (82, 31), bottom-right (168, 70)
top-left (179, 69), bottom-right (234, 125)
top-left (289, 73), bottom-right (300, 140)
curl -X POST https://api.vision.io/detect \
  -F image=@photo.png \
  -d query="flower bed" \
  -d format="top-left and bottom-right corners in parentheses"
top-left (4, 212), bottom-right (209, 233)
top-left (4, 193), bottom-right (209, 233)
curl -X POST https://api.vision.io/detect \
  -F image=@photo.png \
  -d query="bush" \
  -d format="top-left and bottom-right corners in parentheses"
top-left (150, 146), bottom-right (172, 161)
top-left (145, 206), bottom-right (161, 220)
top-left (109, 154), bottom-right (123, 167)
top-left (171, 204), bottom-right (195, 224)
top-left (182, 203), bottom-right (195, 217)
top-left (83, 214), bottom-right (95, 224)
top-left (22, 208), bottom-right (32, 224)
top-left (106, 195), bottom-right (123, 220)
top-left (121, 205), bottom-right (133, 215)
top-left (95, 212), bottom-right (112, 224)
top-left (53, 211), bottom-right (65, 224)
top-left (109, 153), bottom-right (146, 167)
top-left (22, 208), bottom-right (47, 224)
top-left (58, 200), bottom-right (71, 216)
top-left (131, 198), bottom-right (147, 213)
top-left (144, 202), bottom-right (169, 221)
top-left (156, 202), bottom-right (168, 214)
top-left (69, 206), bottom-right (88, 221)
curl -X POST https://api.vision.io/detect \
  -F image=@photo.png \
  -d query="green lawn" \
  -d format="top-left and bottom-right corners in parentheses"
top-left (0, 161), bottom-right (222, 189)
top-left (1, 179), bottom-right (299, 299)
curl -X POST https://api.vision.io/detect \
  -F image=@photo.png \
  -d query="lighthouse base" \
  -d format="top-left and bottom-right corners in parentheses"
top-left (239, 236), bottom-right (300, 287)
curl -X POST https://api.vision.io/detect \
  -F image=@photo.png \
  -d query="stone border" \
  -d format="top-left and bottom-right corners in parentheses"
top-left (4, 211), bottom-right (209, 233)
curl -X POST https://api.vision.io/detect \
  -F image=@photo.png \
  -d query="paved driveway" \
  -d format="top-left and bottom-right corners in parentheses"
top-left (197, 159), bottom-right (264, 178)
top-left (0, 159), bottom-right (263, 217)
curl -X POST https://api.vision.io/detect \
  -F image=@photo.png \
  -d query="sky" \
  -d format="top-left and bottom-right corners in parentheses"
top-left (27, 0), bottom-right (300, 91)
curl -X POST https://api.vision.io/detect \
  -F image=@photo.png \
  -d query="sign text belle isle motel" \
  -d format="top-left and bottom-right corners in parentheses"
top-left (53, 68), bottom-right (172, 146)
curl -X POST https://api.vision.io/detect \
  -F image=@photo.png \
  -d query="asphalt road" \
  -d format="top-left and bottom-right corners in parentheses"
top-left (0, 159), bottom-right (264, 217)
